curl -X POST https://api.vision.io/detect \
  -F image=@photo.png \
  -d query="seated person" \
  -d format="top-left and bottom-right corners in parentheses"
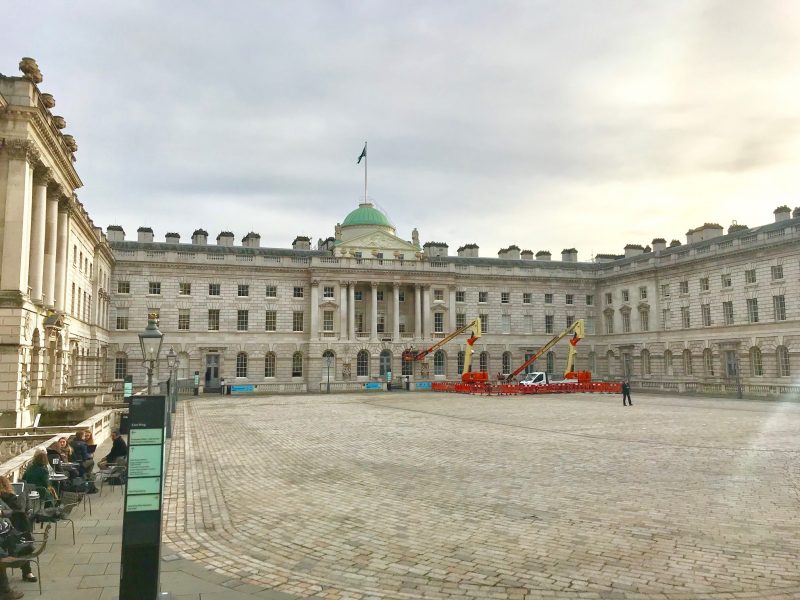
top-left (46, 441), bottom-right (79, 480)
top-left (98, 430), bottom-right (127, 470)
top-left (84, 429), bottom-right (97, 453)
top-left (0, 476), bottom-right (36, 583)
top-left (69, 432), bottom-right (94, 477)
top-left (21, 450), bottom-right (54, 506)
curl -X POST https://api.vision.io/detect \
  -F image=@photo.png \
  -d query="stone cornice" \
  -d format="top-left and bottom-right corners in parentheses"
top-left (2, 105), bottom-right (82, 190)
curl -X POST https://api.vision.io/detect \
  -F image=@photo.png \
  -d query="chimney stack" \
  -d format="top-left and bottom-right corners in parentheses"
top-left (137, 227), bottom-right (154, 243)
top-left (191, 229), bottom-right (208, 245)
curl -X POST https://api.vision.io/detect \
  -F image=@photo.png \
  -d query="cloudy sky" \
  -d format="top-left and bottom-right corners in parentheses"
top-left (3, 1), bottom-right (799, 259)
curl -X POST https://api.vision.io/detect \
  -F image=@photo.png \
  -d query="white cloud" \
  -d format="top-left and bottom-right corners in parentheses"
top-left (3, 0), bottom-right (799, 258)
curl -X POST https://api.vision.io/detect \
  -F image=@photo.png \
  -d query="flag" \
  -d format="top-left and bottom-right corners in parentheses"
top-left (357, 143), bottom-right (366, 164)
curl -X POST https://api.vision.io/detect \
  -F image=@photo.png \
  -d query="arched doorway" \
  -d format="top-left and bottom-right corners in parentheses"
top-left (379, 350), bottom-right (392, 376)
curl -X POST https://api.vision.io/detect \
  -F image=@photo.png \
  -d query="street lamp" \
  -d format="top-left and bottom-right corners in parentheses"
top-left (325, 354), bottom-right (333, 394)
top-left (165, 346), bottom-right (177, 439)
top-left (167, 345), bottom-right (178, 413)
top-left (138, 313), bottom-right (164, 395)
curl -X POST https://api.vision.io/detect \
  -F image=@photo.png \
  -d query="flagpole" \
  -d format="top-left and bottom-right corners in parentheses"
top-left (364, 141), bottom-right (368, 203)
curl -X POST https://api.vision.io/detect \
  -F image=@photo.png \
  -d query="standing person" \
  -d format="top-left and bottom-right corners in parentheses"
top-left (0, 477), bottom-right (36, 583)
top-left (622, 380), bottom-right (632, 406)
top-left (98, 431), bottom-right (128, 470)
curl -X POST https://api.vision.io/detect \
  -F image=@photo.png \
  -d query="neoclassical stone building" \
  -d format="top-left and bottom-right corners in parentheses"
top-left (106, 202), bottom-right (800, 396)
top-left (2, 58), bottom-right (799, 426)
top-left (0, 59), bottom-right (113, 426)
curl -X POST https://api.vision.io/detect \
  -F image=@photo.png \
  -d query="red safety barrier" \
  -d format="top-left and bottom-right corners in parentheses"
top-left (431, 380), bottom-right (622, 395)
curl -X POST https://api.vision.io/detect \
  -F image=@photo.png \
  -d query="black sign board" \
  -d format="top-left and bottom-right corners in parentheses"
top-left (119, 395), bottom-right (166, 599)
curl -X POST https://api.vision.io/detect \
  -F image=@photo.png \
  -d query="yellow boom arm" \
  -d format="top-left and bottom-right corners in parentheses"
top-left (505, 319), bottom-right (585, 381)
top-left (405, 318), bottom-right (482, 362)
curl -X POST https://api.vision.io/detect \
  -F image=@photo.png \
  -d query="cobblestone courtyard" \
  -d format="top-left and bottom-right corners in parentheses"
top-left (162, 392), bottom-right (800, 599)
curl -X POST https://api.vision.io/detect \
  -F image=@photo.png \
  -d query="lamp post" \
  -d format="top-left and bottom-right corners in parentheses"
top-left (166, 346), bottom-right (178, 439)
top-left (167, 346), bottom-right (178, 411)
top-left (138, 313), bottom-right (164, 395)
top-left (325, 355), bottom-right (332, 394)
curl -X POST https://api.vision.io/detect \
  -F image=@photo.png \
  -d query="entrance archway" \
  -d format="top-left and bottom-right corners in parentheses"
top-left (379, 350), bottom-right (392, 376)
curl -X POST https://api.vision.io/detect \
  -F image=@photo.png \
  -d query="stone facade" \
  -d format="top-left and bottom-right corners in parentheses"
top-left (2, 59), bottom-right (799, 421)
top-left (107, 207), bottom-right (800, 396)
top-left (0, 61), bottom-right (113, 426)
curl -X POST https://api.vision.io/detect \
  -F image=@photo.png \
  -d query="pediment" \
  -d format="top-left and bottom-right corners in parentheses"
top-left (335, 230), bottom-right (418, 257)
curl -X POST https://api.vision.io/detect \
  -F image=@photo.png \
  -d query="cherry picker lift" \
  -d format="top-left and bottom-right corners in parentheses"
top-left (402, 317), bottom-right (488, 383)
top-left (431, 318), bottom-right (621, 395)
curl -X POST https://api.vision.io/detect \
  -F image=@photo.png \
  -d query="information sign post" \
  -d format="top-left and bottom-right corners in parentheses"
top-left (120, 395), bottom-right (167, 599)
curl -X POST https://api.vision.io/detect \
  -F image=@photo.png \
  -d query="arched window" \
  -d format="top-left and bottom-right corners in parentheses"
top-left (323, 350), bottom-right (336, 379)
top-left (457, 351), bottom-right (465, 373)
top-left (776, 345), bottom-right (790, 377)
top-left (502, 351), bottom-right (512, 375)
top-left (236, 353), bottom-right (248, 378)
top-left (479, 351), bottom-right (488, 372)
top-left (264, 352), bottom-right (276, 378)
top-left (641, 350), bottom-right (651, 376)
top-left (749, 347), bottom-right (763, 377)
top-left (546, 351), bottom-right (555, 374)
top-left (683, 350), bottom-right (693, 376)
top-left (607, 351), bottom-right (615, 377)
top-left (292, 352), bottom-right (303, 377)
top-left (703, 348), bottom-right (714, 376)
top-left (114, 353), bottom-right (128, 380)
top-left (356, 350), bottom-right (369, 377)
top-left (664, 350), bottom-right (673, 376)
top-left (434, 350), bottom-right (445, 375)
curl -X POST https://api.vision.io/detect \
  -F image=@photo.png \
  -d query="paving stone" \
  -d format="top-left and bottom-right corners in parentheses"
top-left (159, 392), bottom-right (800, 600)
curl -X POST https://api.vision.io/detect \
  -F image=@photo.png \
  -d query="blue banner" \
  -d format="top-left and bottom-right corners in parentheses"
top-left (231, 385), bottom-right (255, 393)
top-left (364, 382), bottom-right (382, 390)
top-left (415, 381), bottom-right (432, 389)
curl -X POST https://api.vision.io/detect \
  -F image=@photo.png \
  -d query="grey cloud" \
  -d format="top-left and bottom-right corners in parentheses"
top-left (3, 0), bottom-right (798, 255)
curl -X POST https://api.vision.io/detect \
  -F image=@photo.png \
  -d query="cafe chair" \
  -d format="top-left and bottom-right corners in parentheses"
top-left (2, 524), bottom-right (52, 595)
top-left (97, 464), bottom-right (127, 496)
top-left (36, 491), bottom-right (81, 544)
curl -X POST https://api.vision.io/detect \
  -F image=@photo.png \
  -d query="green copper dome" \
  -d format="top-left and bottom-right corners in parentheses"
top-left (342, 203), bottom-right (392, 227)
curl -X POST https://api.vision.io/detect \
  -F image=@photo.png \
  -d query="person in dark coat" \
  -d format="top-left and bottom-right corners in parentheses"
top-left (70, 432), bottom-right (94, 477)
top-left (98, 431), bottom-right (128, 470)
top-left (21, 450), bottom-right (54, 505)
top-left (622, 380), bottom-right (632, 406)
top-left (0, 476), bottom-right (36, 583)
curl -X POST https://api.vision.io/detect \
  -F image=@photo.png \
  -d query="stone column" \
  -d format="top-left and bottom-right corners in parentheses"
top-left (54, 198), bottom-right (71, 311)
top-left (0, 140), bottom-right (38, 293)
top-left (348, 282), bottom-right (355, 340)
top-left (310, 280), bottom-right (319, 340)
top-left (393, 283), bottom-right (401, 340)
top-left (422, 286), bottom-right (431, 339)
top-left (28, 166), bottom-right (51, 304)
top-left (414, 284), bottom-right (422, 339)
top-left (448, 285), bottom-right (457, 331)
top-left (370, 282), bottom-right (379, 340)
top-left (339, 282), bottom-right (348, 340)
top-left (43, 183), bottom-right (60, 308)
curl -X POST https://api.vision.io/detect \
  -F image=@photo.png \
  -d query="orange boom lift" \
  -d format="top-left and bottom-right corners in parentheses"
top-left (402, 318), bottom-right (488, 382)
